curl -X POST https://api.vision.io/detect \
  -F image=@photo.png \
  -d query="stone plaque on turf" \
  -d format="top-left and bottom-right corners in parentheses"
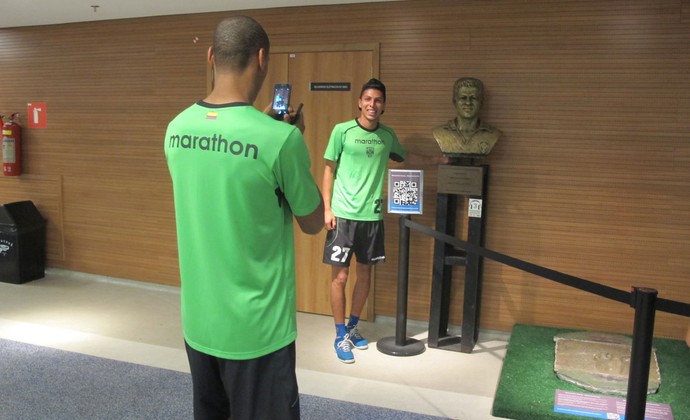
top-left (553, 331), bottom-right (661, 396)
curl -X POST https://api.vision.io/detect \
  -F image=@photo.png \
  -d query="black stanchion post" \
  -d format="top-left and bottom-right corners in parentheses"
top-left (428, 192), bottom-right (455, 348)
top-left (624, 287), bottom-right (658, 420)
top-left (395, 214), bottom-right (411, 346)
top-left (377, 215), bottom-right (425, 356)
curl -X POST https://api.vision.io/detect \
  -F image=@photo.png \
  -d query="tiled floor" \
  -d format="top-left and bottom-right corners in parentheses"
top-left (0, 268), bottom-right (510, 419)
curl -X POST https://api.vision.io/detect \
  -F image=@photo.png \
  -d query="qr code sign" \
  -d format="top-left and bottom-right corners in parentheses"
top-left (393, 180), bottom-right (419, 206)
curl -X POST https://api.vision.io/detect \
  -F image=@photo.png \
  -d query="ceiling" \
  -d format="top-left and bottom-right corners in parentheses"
top-left (0, 0), bottom-right (396, 29)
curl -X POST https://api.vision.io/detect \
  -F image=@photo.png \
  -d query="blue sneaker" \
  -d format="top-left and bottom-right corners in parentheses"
top-left (347, 325), bottom-right (369, 350)
top-left (335, 335), bottom-right (355, 364)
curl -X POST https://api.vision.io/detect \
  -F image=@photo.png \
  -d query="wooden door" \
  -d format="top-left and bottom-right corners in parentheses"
top-left (256, 45), bottom-right (379, 318)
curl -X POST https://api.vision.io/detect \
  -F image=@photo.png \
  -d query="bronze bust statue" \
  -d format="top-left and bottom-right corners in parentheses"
top-left (433, 77), bottom-right (501, 157)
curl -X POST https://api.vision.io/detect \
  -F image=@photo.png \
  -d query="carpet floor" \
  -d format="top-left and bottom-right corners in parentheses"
top-left (0, 338), bottom-right (447, 420)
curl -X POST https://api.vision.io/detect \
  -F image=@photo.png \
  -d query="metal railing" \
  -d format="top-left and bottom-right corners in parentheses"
top-left (383, 214), bottom-right (690, 420)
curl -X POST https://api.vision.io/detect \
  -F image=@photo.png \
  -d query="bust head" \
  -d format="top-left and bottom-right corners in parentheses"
top-left (433, 77), bottom-right (501, 157)
top-left (452, 77), bottom-right (484, 120)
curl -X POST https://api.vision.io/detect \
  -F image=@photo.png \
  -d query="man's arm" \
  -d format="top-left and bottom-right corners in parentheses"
top-left (295, 193), bottom-right (325, 235)
top-left (278, 125), bottom-right (323, 235)
top-left (399, 152), bottom-right (449, 166)
top-left (322, 160), bottom-right (337, 230)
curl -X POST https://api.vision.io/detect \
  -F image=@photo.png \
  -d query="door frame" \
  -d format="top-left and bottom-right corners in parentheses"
top-left (205, 43), bottom-right (381, 320)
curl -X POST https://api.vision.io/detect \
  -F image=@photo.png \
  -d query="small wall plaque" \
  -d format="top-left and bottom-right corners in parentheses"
top-left (310, 82), bottom-right (351, 91)
top-left (468, 199), bottom-right (483, 218)
top-left (437, 165), bottom-right (483, 196)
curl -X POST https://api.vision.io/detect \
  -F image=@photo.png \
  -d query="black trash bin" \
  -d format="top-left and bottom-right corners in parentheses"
top-left (0, 200), bottom-right (47, 284)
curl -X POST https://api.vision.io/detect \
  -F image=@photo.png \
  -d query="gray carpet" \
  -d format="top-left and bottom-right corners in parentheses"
top-left (0, 338), bottom-right (447, 419)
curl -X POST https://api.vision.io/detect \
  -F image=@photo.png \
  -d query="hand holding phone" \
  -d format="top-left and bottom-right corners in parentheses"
top-left (290, 103), bottom-right (303, 125)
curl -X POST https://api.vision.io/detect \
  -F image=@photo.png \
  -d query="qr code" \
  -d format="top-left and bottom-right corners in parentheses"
top-left (393, 180), bottom-right (419, 206)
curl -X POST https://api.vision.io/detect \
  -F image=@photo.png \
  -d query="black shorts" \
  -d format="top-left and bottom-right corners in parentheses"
top-left (185, 341), bottom-right (300, 420)
top-left (322, 218), bottom-right (385, 266)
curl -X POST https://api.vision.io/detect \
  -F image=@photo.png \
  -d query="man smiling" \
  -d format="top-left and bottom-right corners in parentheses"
top-left (321, 78), bottom-right (404, 363)
top-left (321, 78), bottom-right (447, 363)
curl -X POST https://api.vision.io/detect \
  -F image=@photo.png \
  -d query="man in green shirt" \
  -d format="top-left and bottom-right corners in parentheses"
top-left (322, 79), bottom-right (404, 364)
top-left (323, 79), bottom-right (447, 364)
top-left (165, 15), bottom-right (323, 419)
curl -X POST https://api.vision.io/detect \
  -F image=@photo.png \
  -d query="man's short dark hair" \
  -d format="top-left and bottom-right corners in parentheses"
top-left (213, 16), bottom-right (270, 71)
top-left (360, 78), bottom-right (386, 102)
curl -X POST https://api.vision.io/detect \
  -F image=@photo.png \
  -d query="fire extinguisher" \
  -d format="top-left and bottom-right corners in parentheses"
top-left (2, 113), bottom-right (22, 176)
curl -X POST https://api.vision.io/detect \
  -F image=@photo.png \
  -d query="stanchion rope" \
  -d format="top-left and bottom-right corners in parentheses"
top-left (404, 218), bottom-right (690, 317)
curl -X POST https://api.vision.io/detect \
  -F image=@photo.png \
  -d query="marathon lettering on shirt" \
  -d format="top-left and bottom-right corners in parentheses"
top-left (167, 133), bottom-right (258, 159)
top-left (354, 138), bottom-right (384, 145)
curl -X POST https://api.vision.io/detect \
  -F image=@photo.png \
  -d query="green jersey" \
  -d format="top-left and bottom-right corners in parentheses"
top-left (324, 119), bottom-right (406, 221)
top-left (165, 101), bottom-right (320, 360)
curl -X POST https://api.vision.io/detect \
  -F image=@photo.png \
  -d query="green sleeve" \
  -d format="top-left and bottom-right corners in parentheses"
top-left (274, 129), bottom-right (321, 217)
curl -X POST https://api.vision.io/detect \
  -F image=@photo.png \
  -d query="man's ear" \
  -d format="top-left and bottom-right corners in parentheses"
top-left (207, 47), bottom-right (214, 65)
top-left (258, 48), bottom-right (268, 72)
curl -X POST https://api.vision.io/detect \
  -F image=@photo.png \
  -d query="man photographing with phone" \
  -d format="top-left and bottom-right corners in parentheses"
top-left (165, 15), bottom-right (323, 419)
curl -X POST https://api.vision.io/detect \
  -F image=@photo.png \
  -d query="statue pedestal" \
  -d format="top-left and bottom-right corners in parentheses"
top-left (428, 164), bottom-right (488, 353)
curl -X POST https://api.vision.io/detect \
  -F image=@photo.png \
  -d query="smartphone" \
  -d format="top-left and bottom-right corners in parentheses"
top-left (272, 83), bottom-right (291, 116)
top-left (290, 103), bottom-right (303, 125)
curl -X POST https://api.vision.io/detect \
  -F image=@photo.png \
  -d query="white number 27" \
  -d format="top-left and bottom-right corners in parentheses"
top-left (330, 246), bottom-right (351, 263)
